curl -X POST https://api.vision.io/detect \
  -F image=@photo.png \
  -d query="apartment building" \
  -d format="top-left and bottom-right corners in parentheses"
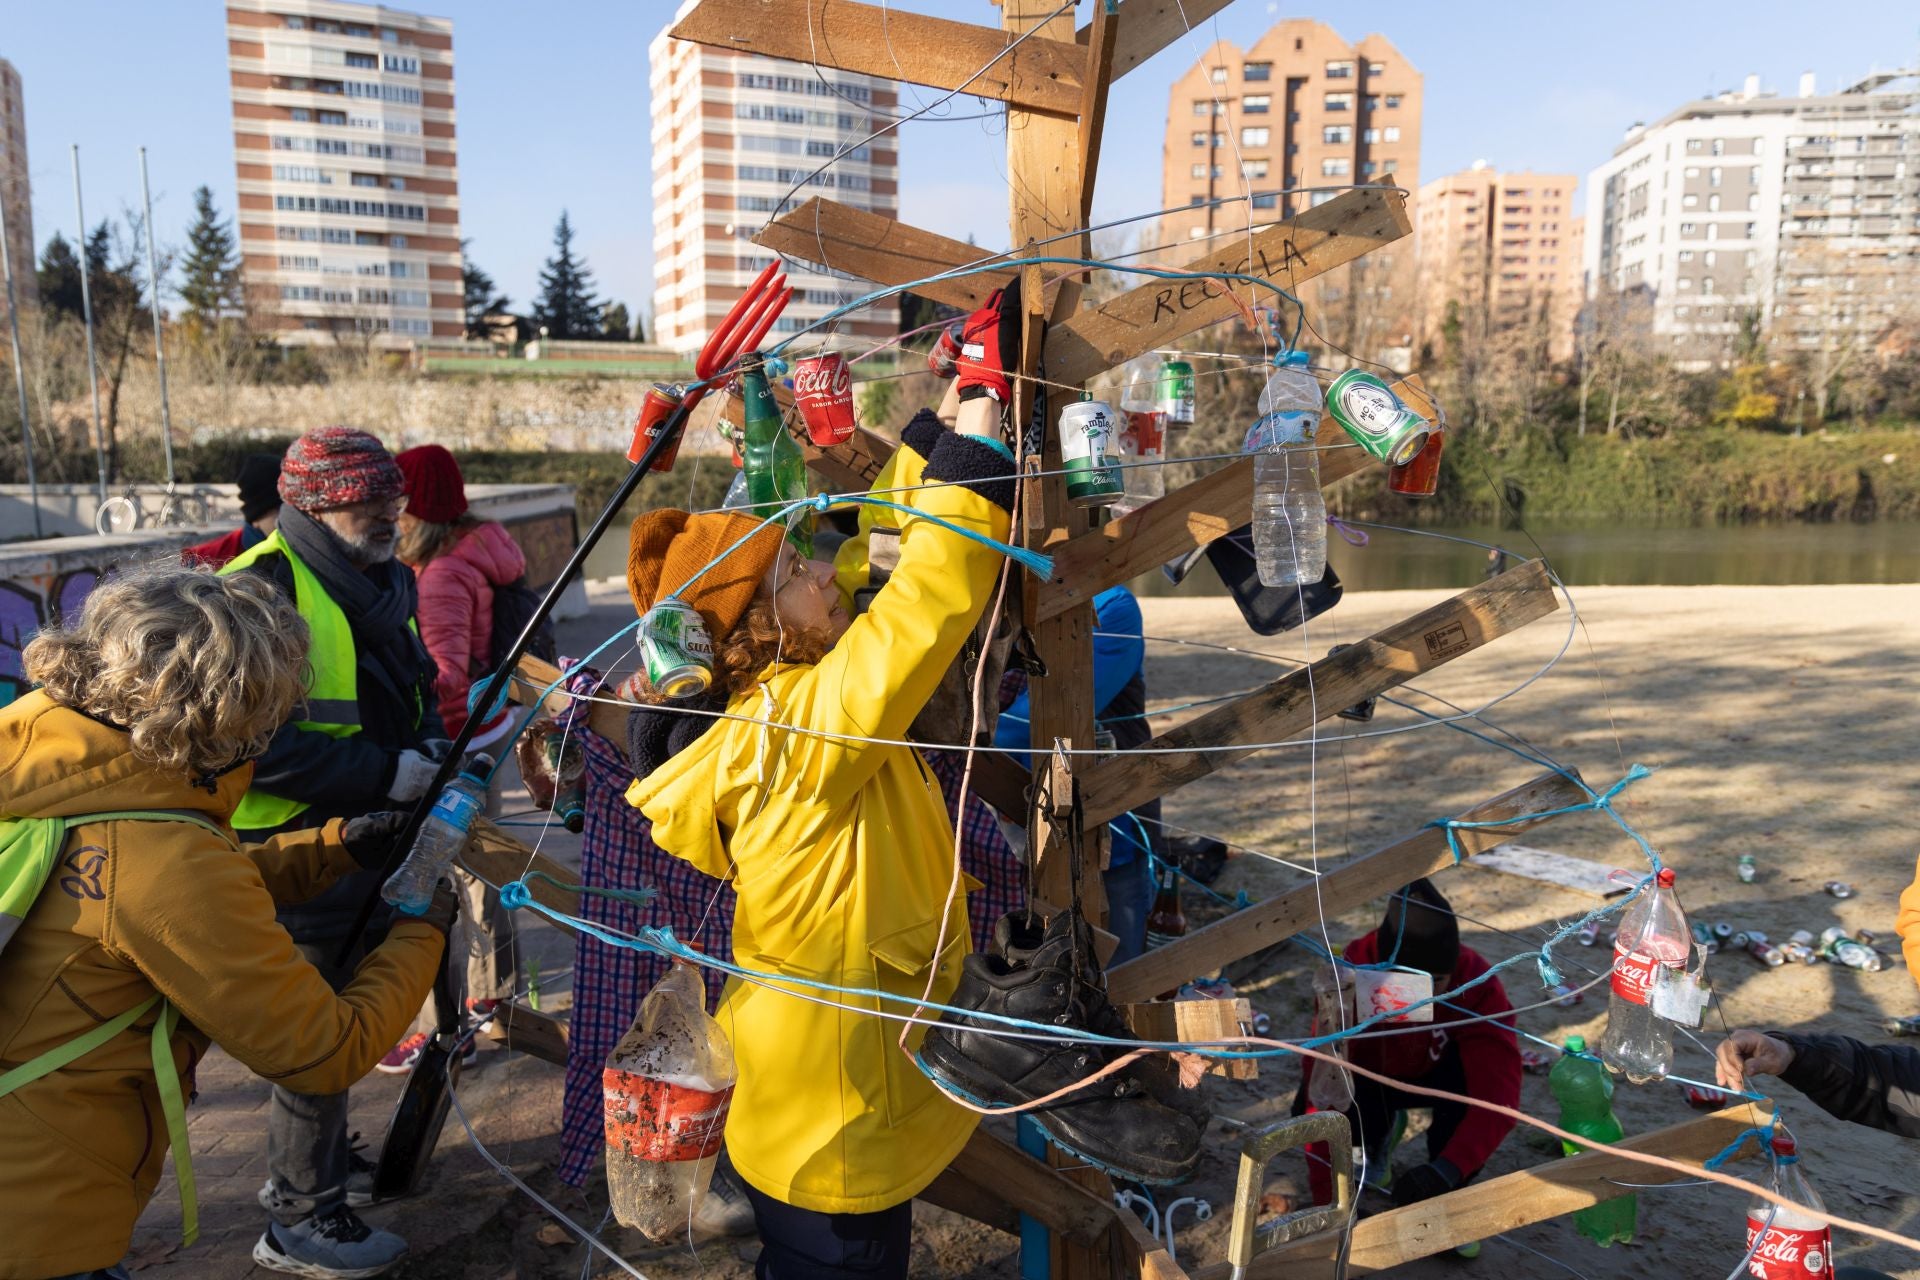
top-left (0, 58), bottom-right (33, 324)
top-left (1585, 71), bottom-right (1920, 362)
top-left (649, 3), bottom-right (899, 354)
top-left (226, 1), bottom-right (463, 345)
top-left (1159, 20), bottom-right (1421, 366)
top-left (1414, 165), bottom-right (1583, 360)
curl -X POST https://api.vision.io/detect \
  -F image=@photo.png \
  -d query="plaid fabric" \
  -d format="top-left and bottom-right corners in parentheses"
top-left (557, 722), bottom-right (735, 1187)
top-left (921, 747), bottom-right (1024, 951)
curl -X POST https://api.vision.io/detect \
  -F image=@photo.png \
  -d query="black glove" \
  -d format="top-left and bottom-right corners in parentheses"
top-left (1391, 1159), bottom-right (1460, 1207)
top-left (341, 810), bottom-right (411, 871)
top-left (419, 737), bottom-right (455, 764)
top-left (416, 878), bottom-right (460, 937)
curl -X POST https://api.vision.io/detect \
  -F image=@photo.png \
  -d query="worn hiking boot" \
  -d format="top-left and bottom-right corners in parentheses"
top-left (921, 913), bottom-right (1202, 1185)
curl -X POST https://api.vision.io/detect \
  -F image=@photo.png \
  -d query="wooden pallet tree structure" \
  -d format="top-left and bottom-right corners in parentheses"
top-left (622, 4), bottom-right (1777, 1275)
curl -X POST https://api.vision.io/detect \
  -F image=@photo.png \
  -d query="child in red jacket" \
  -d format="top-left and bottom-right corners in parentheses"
top-left (1296, 878), bottom-right (1522, 1210)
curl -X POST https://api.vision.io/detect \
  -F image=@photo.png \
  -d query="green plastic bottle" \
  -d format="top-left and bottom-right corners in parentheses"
top-left (1548, 1035), bottom-right (1637, 1247)
top-left (736, 354), bottom-right (812, 557)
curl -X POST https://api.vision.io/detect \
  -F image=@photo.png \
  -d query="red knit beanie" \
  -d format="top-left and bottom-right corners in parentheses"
top-left (396, 444), bottom-right (470, 524)
top-left (278, 427), bottom-right (404, 511)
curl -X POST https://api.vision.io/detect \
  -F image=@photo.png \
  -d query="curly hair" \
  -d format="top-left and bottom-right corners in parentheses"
top-left (627, 599), bottom-right (839, 705)
top-left (23, 562), bottom-right (311, 778)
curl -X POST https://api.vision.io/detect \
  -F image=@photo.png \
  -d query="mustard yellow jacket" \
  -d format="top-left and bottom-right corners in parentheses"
top-left (631, 420), bottom-right (1011, 1214)
top-left (0, 692), bottom-right (445, 1278)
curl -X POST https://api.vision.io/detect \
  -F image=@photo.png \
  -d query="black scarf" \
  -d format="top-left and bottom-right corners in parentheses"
top-left (626, 687), bottom-right (725, 778)
top-left (278, 503), bottom-right (417, 643)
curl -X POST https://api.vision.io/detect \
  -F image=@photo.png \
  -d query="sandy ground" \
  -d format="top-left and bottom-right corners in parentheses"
top-left (130, 581), bottom-right (1920, 1279)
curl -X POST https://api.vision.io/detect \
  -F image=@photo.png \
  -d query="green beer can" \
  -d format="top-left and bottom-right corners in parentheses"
top-left (1325, 369), bottom-right (1430, 467)
top-left (1156, 359), bottom-right (1196, 425)
top-left (639, 597), bottom-right (714, 699)
top-left (1060, 399), bottom-right (1125, 507)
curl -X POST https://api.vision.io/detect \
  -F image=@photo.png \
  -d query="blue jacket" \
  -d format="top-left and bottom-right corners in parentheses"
top-left (995, 586), bottom-right (1154, 865)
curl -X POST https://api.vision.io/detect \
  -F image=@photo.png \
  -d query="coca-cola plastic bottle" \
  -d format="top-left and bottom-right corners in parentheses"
top-left (603, 964), bottom-right (737, 1241)
top-left (1745, 1135), bottom-right (1831, 1279)
top-left (1598, 868), bottom-right (1691, 1083)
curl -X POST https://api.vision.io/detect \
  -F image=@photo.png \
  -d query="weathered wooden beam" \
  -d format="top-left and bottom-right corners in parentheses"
top-left (1189, 1104), bottom-right (1767, 1278)
top-left (755, 198), bottom-right (1014, 313)
top-left (947, 1129), bottom-right (1118, 1247)
top-left (1088, 0), bottom-right (1235, 82)
top-left (1106, 770), bottom-right (1588, 1004)
top-left (1080, 558), bottom-right (1561, 825)
top-left (462, 817), bottom-right (585, 926)
top-left (1112, 1199), bottom-right (1192, 1280)
top-left (670, 0), bottom-right (1087, 116)
top-left (510, 654), bottom-right (628, 746)
top-left (1033, 374), bottom-right (1437, 622)
top-left (1044, 187), bottom-right (1412, 388)
top-left (1073, 0), bottom-right (1122, 224)
top-left (480, 1001), bottom-right (569, 1067)
top-left (917, 1168), bottom-right (1020, 1236)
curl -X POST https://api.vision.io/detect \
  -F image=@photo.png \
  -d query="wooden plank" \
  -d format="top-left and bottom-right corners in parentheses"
top-left (1190, 1104), bottom-right (1767, 1278)
top-left (1113, 1200), bottom-right (1192, 1280)
top-left (754, 197), bottom-right (1014, 312)
top-left (1123, 999), bottom-right (1259, 1079)
top-left (461, 817), bottom-right (586, 926)
top-left (509, 654), bottom-right (629, 746)
top-left (1073, 0), bottom-right (1121, 224)
top-left (1106, 770), bottom-right (1589, 1003)
top-left (1089, 0), bottom-right (1236, 82)
top-left (917, 1168), bottom-right (1020, 1236)
top-left (1044, 187), bottom-right (1412, 388)
top-left (1034, 374), bottom-right (1435, 621)
top-left (480, 1001), bottom-right (569, 1066)
top-left (1080, 558), bottom-right (1562, 824)
top-left (686, 375), bottom-right (896, 492)
top-left (947, 1129), bottom-right (1118, 1248)
top-left (670, 0), bottom-right (1087, 116)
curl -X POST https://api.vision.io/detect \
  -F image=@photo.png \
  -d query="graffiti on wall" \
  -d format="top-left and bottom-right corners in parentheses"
top-left (0, 569), bottom-right (102, 708)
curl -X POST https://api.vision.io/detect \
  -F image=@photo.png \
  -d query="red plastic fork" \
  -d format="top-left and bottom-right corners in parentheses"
top-left (687, 259), bottom-right (793, 411)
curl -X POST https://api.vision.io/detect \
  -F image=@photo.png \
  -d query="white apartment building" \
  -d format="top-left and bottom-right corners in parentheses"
top-left (226, 0), bottom-right (463, 345)
top-left (648, 2), bottom-right (899, 354)
top-left (1585, 71), bottom-right (1920, 361)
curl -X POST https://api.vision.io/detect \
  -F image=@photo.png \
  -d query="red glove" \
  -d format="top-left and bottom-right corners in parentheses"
top-left (955, 278), bottom-right (1029, 404)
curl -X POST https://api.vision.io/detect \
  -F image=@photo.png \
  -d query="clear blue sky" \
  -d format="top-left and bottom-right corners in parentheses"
top-left (9, 1), bottom-right (1917, 325)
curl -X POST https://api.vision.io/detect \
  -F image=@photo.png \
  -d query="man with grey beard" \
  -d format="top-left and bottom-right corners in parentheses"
top-left (220, 426), bottom-right (447, 1278)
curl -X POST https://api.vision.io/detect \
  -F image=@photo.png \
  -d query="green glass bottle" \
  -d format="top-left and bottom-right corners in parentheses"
top-left (736, 354), bottom-right (811, 557)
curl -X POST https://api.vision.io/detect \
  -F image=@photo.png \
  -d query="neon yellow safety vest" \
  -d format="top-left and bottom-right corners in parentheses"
top-left (219, 529), bottom-right (417, 830)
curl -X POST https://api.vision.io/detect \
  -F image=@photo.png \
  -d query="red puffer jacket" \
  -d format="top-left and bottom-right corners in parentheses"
top-left (411, 520), bottom-right (526, 737)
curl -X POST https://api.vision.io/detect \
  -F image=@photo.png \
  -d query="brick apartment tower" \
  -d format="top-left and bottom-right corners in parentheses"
top-left (226, 1), bottom-right (463, 345)
top-left (0, 57), bottom-right (33, 326)
top-left (1159, 20), bottom-right (1421, 366)
top-left (1414, 165), bottom-right (1584, 361)
top-left (648, 2), bottom-right (899, 354)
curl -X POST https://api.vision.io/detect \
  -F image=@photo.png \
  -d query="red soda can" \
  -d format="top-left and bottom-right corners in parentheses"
top-left (928, 323), bottom-right (964, 378)
top-left (792, 353), bottom-right (857, 446)
top-left (627, 383), bottom-right (685, 469)
top-left (1387, 425), bottom-right (1444, 497)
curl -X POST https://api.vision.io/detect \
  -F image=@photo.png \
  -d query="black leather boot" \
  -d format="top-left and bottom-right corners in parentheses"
top-left (919, 913), bottom-right (1203, 1185)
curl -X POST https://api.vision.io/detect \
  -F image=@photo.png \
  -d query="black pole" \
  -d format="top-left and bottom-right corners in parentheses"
top-left (334, 398), bottom-right (697, 963)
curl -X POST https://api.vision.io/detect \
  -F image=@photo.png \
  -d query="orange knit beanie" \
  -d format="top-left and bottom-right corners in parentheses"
top-left (626, 509), bottom-right (784, 642)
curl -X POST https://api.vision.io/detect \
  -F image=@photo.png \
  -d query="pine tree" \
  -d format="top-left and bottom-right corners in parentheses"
top-left (631, 308), bottom-right (648, 344)
top-left (530, 211), bottom-right (600, 340)
top-left (460, 238), bottom-right (508, 336)
top-left (36, 233), bottom-right (85, 320)
top-left (176, 186), bottom-right (243, 325)
top-left (599, 301), bottom-right (630, 343)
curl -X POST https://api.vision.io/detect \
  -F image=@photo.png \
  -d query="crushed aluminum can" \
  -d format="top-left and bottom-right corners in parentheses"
top-left (1692, 923), bottom-right (1720, 954)
top-left (1576, 920), bottom-right (1601, 947)
top-left (1855, 928), bottom-right (1879, 947)
top-left (1547, 982), bottom-right (1583, 1009)
top-left (1712, 921), bottom-right (1734, 941)
top-left (1885, 1014), bottom-right (1920, 1037)
top-left (1824, 880), bottom-right (1855, 899)
top-left (1743, 934), bottom-right (1784, 968)
top-left (1782, 942), bottom-right (1819, 966)
top-left (1736, 855), bottom-right (1757, 884)
top-left (1520, 1049), bottom-right (1555, 1076)
top-left (1685, 1084), bottom-right (1735, 1110)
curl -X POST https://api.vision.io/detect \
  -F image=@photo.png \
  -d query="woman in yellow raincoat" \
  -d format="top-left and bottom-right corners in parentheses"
top-left (623, 304), bottom-right (1023, 1277)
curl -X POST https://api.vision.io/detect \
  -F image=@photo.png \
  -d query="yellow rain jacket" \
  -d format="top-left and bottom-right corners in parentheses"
top-left (0, 692), bottom-right (446, 1278)
top-left (630, 420), bottom-right (1010, 1214)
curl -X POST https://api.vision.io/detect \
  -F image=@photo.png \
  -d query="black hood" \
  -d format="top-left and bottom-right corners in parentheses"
top-left (1377, 877), bottom-right (1460, 979)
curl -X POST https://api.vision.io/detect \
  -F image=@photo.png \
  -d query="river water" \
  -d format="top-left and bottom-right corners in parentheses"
top-left (586, 516), bottom-right (1919, 593)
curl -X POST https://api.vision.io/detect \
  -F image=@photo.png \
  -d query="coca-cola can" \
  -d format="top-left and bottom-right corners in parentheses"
top-left (792, 353), bottom-right (857, 446)
top-left (928, 323), bottom-right (964, 378)
top-left (627, 383), bottom-right (686, 469)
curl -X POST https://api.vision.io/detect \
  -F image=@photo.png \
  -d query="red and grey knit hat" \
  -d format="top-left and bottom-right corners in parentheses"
top-left (278, 427), bottom-right (405, 512)
top-left (395, 444), bottom-right (470, 524)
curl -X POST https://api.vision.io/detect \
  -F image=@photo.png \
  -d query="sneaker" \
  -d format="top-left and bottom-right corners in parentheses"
top-left (467, 998), bottom-right (502, 1023)
top-left (252, 1207), bottom-right (407, 1278)
top-left (374, 1032), bottom-right (427, 1075)
top-left (693, 1155), bottom-right (758, 1238)
top-left (345, 1132), bottom-right (377, 1209)
top-left (921, 911), bottom-right (1202, 1185)
top-left (1362, 1111), bottom-right (1408, 1194)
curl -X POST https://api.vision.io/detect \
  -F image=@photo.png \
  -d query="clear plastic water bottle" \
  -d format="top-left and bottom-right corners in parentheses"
top-left (721, 468), bottom-right (751, 509)
top-left (1245, 351), bottom-right (1326, 588)
top-left (1597, 867), bottom-right (1692, 1083)
top-left (380, 755), bottom-right (493, 915)
top-left (1745, 1135), bottom-right (1831, 1279)
top-left (1549, 1036), bottom-right (1637, 1246)
top-left (1306, 964), bottom-right (1355, 1112)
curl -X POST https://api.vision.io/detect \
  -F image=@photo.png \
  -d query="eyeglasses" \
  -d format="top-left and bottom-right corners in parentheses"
top-left (328, 493), bottom-right (408, 516)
